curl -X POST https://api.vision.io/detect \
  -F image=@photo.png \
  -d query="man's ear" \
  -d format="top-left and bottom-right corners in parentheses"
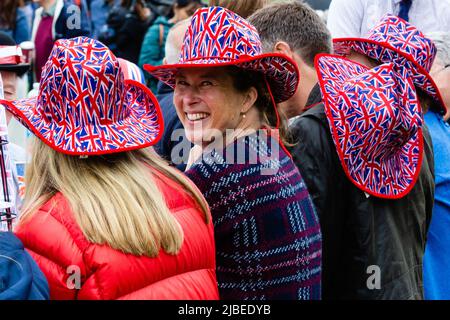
top-left (273, 41), bottom-right (295, 60)
top-left (241, 87), bottom-right (258, 114)
top-left (162, 57), bottom-right (168, 65)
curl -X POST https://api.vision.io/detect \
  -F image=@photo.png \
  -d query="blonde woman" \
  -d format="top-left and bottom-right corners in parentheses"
top-left (0, 37), bottom-right (219, 300)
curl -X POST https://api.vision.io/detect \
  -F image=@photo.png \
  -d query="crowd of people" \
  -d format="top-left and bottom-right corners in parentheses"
top-left (0, 0), bottom-right (449, 301)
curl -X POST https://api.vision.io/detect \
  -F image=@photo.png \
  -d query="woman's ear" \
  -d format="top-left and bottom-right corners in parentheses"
top-left (241, 87), bottom-right (258, 114)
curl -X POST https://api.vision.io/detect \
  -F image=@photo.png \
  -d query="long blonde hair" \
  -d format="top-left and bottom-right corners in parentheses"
top-left (20, 138), bottom-right (209, 258)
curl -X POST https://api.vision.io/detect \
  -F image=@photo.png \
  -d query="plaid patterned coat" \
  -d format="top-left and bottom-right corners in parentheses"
top-left (186, 132), bottom-right (322, 300)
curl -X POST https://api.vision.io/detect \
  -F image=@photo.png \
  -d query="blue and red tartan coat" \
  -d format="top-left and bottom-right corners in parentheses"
top-left (14, 168), bottom-right (219, 300)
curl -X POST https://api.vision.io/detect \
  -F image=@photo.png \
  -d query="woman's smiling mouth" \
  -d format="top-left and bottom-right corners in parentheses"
top-left (186, 113), bottom-right (211, 122)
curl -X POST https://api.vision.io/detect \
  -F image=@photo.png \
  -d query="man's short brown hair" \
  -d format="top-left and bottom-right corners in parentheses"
top-left (208, 0), bottom-right (268, 18)
top-left (248, 1), bottom-right (332, 67)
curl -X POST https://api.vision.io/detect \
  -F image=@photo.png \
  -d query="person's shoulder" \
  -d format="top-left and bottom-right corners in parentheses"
top-left (154, 15), bottom-right (170, 25)
top-left (8, 143), bottom-right (27, 163)
top-left (15, 6), bottom-right (28, 17)
top-left (148, 166), bottom-right (201, 210)
top-left (329, 0), bottom-right (368, 10)
top-left (16, 193), bottom-right (78, 239)
top-left (0, 232), bottom-right (23, 252)
top-left (291, 103), bottom-right (328, 132)
top-left (34, 5), bottom-right (44, 16)
top-left (302, 103), bottom-right (326, 118)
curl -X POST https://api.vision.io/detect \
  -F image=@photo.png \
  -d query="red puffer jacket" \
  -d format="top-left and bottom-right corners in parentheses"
top-left (15, 169), bottom-right (219, 300)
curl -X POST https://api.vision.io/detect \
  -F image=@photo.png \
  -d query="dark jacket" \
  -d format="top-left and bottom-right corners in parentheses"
top-left (154, 81), bottom-right (190, 171)
top-left (289, 84), bottom-right (435, 300)
top-left (0, 232), bottom-right (49, 300)
top-left (115, 12), bottom-right (151, 64)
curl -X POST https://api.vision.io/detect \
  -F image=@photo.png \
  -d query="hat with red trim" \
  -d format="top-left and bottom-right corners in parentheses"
top-left (333, 14), bottom-right (447, 115)
top-left (144, 6), bottom-right (299, 103)
top-left (0, 37), bottom-right (163, 155)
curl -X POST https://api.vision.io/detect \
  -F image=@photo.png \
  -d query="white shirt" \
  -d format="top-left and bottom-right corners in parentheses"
top-left (327, 0), bottom-right (450, 38)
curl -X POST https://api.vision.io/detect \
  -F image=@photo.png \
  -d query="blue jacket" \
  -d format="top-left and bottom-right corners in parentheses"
top-left (424, 110), bottom-right (450, 300)
top-left (32, 0), bottom-right (91, 42)
top-left (90, 0), bottom-right (120, 39)
top-left (139, 16), bottom-right (173, 69)
top-left (154, 81), bottom-right (190, 172)
top-left (0, 232), bottom-right (49, 300)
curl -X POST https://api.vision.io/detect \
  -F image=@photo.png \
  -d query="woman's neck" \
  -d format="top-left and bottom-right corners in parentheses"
top-left (200, 107), bottom-right (262, 151)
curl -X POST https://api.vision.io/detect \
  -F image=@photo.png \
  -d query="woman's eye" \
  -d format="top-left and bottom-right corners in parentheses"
top-left (176, 80), bottom-right (188, 86)
top-left (200, 81), bottom-right (213, 87)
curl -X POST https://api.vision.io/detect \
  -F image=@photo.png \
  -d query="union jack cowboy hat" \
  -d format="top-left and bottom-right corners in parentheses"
top-left (316, 54), bottom-right (423, 199)
top-left (0, 37), bottom-right (163, 155)
top-left (333, 14), bottom-right (447, 115)
top-left (144, 6), bottom-right (299, 103)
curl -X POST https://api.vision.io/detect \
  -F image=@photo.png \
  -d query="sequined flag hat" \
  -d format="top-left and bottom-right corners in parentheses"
top-left (0, 37), bottom-right (163, 155)
top-left (316, 53), bottom-right (423, 199)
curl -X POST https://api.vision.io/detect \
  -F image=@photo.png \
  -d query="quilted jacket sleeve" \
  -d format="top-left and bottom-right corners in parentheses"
top-left (15, 207), bottom-right (88, 300)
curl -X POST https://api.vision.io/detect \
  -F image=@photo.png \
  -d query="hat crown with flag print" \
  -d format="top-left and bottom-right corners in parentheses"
top-left (333, 14), bottom-right (447, 115)
top-left (144, 6), bottom-right (299, 103)
top-left (181, 6), bottom-right (261, 61)
top-left (316, 53), bottom-right (423, 199)
top-left (0, 37), bottom-right (163, 155)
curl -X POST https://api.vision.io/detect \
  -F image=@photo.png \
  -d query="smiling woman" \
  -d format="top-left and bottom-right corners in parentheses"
top-left (145, 6), bottom-right (322, 300)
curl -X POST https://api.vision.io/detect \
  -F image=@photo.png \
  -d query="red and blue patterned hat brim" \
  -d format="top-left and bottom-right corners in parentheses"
top-left (333, 38), bottom-right (447, 115)
top-left (315, 54), bottom-right (424, 199)
top-left (0, 80), bottom-right (163, 156)
top-left (144, 53), bottom-right (299, 104)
